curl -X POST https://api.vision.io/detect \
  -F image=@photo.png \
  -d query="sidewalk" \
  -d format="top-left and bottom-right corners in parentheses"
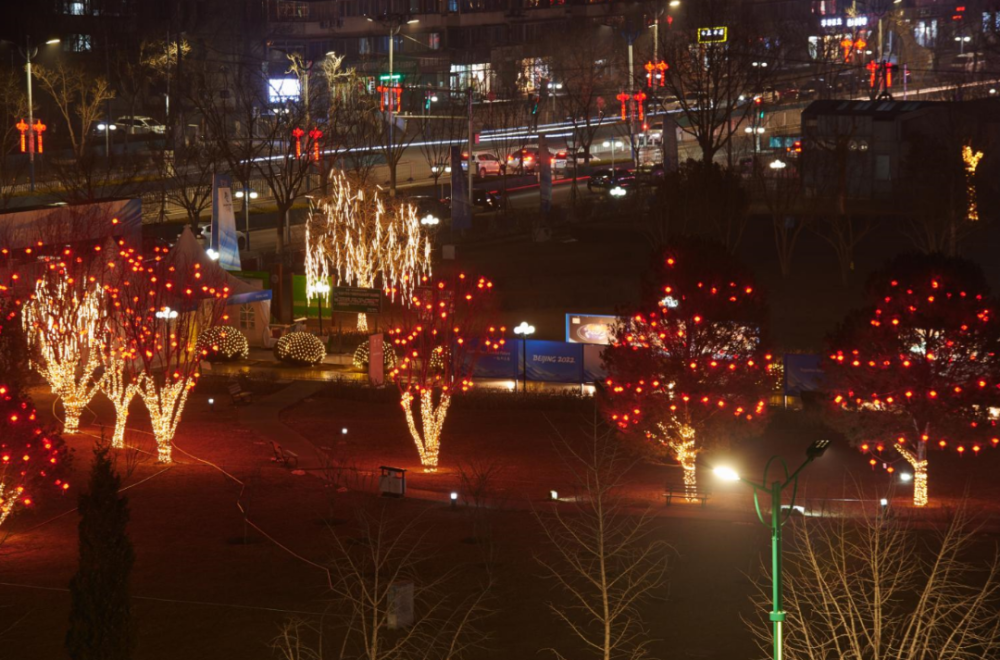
top-left (236, 380), bottom-right (329, 470)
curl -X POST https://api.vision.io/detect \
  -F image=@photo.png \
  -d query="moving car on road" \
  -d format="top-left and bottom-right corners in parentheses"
top-left (115, 116), bottom-right (166, 135)
top-left (460, 152), bottom-right (503, 177)
top-left (587, 167), bottom-right (635, 193)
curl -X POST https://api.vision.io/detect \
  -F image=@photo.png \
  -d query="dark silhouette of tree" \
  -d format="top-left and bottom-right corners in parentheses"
top-left (824, 253), bottom-right (1000, 507)
top-left (66, 442), bottom-right (135, 659)
top-left (602, 238), bottom-right (774, 497)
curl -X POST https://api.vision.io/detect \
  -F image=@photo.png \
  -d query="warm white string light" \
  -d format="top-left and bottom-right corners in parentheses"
top-left (894, 441), bottom-right (928, 507)
top-left (963, 144), bottom-right (984, 222)
top-left (305, 172), bottom-right (432, 332)
top-left (22, 275), bottom-right (105, 433)
top-left (650, 421), bottom-right (699, 500)
top-left (137, 375), bottom-right (192, 463)
top-left (401, 389), bottom-right (451, 471)
top-left (99, 354), bottom-right (139, 449)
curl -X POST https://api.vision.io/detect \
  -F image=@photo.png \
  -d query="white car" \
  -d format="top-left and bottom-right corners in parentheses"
top-left (115, 116), bottom-right (166, 135)
top-left (460, 152), bottom-right (503, 177)
top-left (550, 150), bottom-right (569, 172)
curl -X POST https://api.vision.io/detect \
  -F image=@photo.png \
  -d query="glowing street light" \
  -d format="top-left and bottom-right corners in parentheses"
top-left (234, 188), bottom-right (259, 250)
top-left (308, 281), bottom-right (332, 335)
top-left (714, 439), bottom-right (830, 660)
top-left (514, 322), bottom-right (535, 394)
top-left (769, 159), bottom-right (787, 170)
top-left (602, 139), bottom-right (624, 169)
top-left (155, 307), bottom-right (179, 320)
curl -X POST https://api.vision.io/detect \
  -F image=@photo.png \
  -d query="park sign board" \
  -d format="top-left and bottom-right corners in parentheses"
top-left (331, 286), bottom-right (382, 314)
top-left (697, 26), bottom-right (728, 43)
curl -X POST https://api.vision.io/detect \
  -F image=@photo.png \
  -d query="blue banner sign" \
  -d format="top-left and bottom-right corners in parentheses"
top-left (784, 354), bottom-right (824, 396)
top-left (525, 340), bottom-right (584, 383)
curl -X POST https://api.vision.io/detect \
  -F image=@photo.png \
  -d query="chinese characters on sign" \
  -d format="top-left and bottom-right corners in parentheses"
top-left (697, 27), bottom-right (728, 43)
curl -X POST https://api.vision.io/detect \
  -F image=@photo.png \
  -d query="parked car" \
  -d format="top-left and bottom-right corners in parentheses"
top-left (405, 195), bottom-right (452, 225)
top-left (550, 150), bottom-right (569, 172)
top-left (444, 188), bottom-right (502, 212)
top-left (195, 222), bottom-right (247, 250)
top-left (115, 116), bottom-right (166, 135)
top-left (506, 147), bottom-right (539, 174)
top-left (587, 167), bottom-right (635, 192)
top-left (635, 164), bottom-right (666, 186)
top-left (460, 152), bottom-right (503, 177)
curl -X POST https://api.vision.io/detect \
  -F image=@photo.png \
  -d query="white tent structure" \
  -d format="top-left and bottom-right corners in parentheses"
top-left (169, 227), bottom-right (273, 347)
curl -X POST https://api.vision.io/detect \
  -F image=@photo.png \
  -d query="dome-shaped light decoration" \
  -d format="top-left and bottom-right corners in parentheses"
top-left (197, 326), bottom-right (250, 362)
top-left (352, 341), bottom-right (398, 370)
top-left (275, 332), bottom-right (326, 366)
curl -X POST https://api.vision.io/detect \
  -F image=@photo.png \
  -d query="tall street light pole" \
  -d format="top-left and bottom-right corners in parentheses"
top-left (12, 36), bottom-right (60, 192)
top-left (713, 439), bottom-right (831, 660)
top-left (368, 13), bottom-right (418, 197)
top-left (513, 322), bottom-right (535, 393)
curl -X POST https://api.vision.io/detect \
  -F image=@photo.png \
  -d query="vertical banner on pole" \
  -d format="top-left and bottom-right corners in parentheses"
top-left (369, 333), bottom-right (384, 387)
top-left (450, 146), bottom-right (471, 230)
top-left (211, 173), bottom-right (242, 271)
top-left (539, 136), bottom-right (552, 215)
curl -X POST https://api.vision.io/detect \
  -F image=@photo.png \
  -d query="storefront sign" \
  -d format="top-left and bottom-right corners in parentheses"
top-left (820, 16), bottom-right (869, 28)
top-left (697, 27), bottom-right (728, 43)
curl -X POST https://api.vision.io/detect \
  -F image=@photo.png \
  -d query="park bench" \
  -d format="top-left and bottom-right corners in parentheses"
top-left (270, 441), bottom-right (299, 469)
top-left (664, 487), bottom-right (711, 508)
top-left (228, 382), bottom-right (252, 406)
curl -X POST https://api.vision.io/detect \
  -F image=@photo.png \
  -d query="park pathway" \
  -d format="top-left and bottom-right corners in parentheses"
top-left (236, 380), bottom-right (328, 471)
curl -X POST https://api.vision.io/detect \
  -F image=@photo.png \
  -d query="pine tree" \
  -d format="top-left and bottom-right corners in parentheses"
top-left (66, 443), bottom-right (135, 659)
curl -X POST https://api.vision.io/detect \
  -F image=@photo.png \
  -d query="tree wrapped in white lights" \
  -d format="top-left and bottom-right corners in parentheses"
top-left (98, 344), bottom-right (140, 450)
top-left (305, 172), bottom-right (432, 332)
top-left (22, 264), bottom-right (107, 433)
top-left (388, 274), bottom-right (502, 470)
top-left (107, 242), bottom-right (229, 462)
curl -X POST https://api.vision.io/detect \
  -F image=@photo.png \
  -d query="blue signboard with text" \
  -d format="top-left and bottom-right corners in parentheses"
top-left (525, 340), bottom-right (584, 383)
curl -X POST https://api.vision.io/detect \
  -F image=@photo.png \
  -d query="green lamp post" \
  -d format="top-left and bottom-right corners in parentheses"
top-left (714, 439), bottom-right (831, 660)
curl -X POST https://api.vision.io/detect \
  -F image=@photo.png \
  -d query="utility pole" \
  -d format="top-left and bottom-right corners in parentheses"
top-left (25, 36), bottom-right (36, 192)
top-left (467, 86), bottom-right (474, 216)
top-left (388, 24), bottom-right (395, 196)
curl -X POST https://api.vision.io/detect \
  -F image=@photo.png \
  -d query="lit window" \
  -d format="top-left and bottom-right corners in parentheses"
top-left (239, 304), bottom-right (256, 330)
top-left (64, 35), bottom-right (92, 52)
top-left (429, 33), bottom-right (440, 50)
top-left (66, 1), bottom-right (85, 15)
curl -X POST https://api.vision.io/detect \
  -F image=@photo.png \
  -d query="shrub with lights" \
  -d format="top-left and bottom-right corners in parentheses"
top-left (352, 340), bottom-right (397, 370)
top-left (304, 172), bottom-right (432, 332)
top-left (275, 332), bottom-right (327, 366)
top-left (197, 326), bottom-right (250, 362)
top-left (388, 274), bottom-right (502, 470)
top-left (825, 253), bottom-right (1000, 507)
top-left (0, 384), bottom-right (70, 528)
top-left (601, 238), bottom-right (774, 499)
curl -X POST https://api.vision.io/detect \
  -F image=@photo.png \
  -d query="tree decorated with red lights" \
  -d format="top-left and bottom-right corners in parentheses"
top-left (602, 239), bottom-right (774, 498)
top-left (0, 384), bottom-right (71, 529)
top-left (21, 250), bottom-right (109, 434)
top-left (387, 273), bottom-right (503, 471)
top-left (106, 241), bottom-right (229, 463)
top-left (825, 253), bottom-right (1000, 507)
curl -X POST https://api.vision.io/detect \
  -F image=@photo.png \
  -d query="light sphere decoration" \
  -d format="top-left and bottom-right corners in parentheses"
top-left (197, 326), bottom-right (250, 362)
top-left (275, 332), bottom-right (327, 366)
top-left (352, 341), bottom-right (398, 370)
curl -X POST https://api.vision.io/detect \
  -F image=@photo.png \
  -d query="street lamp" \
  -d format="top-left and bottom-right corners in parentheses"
top-left (769, 159), bottom-right (787, 170)
top-left (1, 37), bottom-right (60, 192)
top-left (234, 188), bottom-right (259, 250)
top-left (954, 35), bottom-right (971, 54)
top-left (602, 140), bottom-right (624, 169)
top-left (308, 281), bottom-right (331, 335)
top-left (513, 321), bottom-right (535, 393)
top-left (366, 12), bottom-right (419, 197)
top-left (713, 439), bottom-right (831, 660)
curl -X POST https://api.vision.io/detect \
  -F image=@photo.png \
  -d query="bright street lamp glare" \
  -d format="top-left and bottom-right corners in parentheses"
top-left (407, 18), bottom-right (419, 24)
top-left (900, 472), bottom-right (913, 482)
top-left (714, 466), bottom-right (740, 482)
top-left (45, 38), bottom-right (61, 45)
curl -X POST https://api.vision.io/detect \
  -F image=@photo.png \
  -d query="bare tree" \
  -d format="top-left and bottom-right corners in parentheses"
top-left (659, 0), bottom-right (778, 164)
top-left (272, 499), bottom-right (493, 660)
top-left (155, 141), bottom-right (221, 228)
top-left (546, 27), bottom-right (614, 205)
top-left (535, 421), bottom-right (670, 660)
top-left (32, 60), bottom-right (115, 160)
top-left (417, 94), bottom-right (466, 199)
top-left (320, 55), bottom-right (383, 187)
top-left (748, 499), bottom-right (1000, 660)
top-left (0, 65), bottom-right (27, 209)
top-left (753, 162), bottom-right (807, 277)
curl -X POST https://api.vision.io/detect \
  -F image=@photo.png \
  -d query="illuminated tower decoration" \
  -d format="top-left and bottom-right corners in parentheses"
top-left (617, 92), bottom-right (631, 121)
top-left (387, 274), bottom-right (502, 470)
top-left (32, 120), bottom-right (46, 154)
top-left (16, 119), bottom-right (28, 153)
top-left (292, 127), bottom-right (305, 159)
top-left (602, 240), bottom-right (774, 500)
top-left (304, 171), bottom-right (432, 332)
top-left (825, 253), bottom-right (1000, 507)
top-left (633, 91), bottom-right (647, 122)
top-left (309, 127), bottom-right (323, 162)
top-left (22, 270), bottom-right (106, 434)
top-left (962, 144), bottom-right (984, 222)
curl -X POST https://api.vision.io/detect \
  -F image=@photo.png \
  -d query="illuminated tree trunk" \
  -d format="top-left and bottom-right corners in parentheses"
top-left (401, 389), bottom-right (450, 471)
top-left (0, 483), bottom-right (22, 528)
top-left (895, 441), bottom-right (928, 507)
top-left (100, 362), bottom-right (138, 449)
top-left (668, 425), bottom-right (699, 501)
top-left (137, 376), bottom-right (191, 463)
top-left (357, 312), bottom-right (369, 333)
top-left (61, 399), bottom-right (87, 434)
